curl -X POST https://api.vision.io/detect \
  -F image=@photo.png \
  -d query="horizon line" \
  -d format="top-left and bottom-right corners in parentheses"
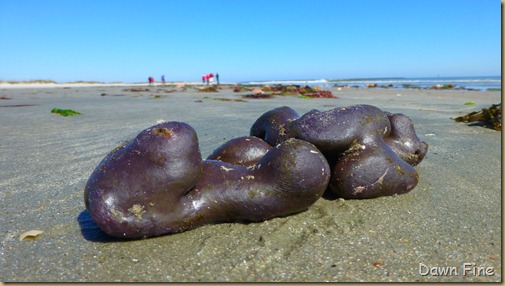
top-left (1, 75), bottom-right (501, 84)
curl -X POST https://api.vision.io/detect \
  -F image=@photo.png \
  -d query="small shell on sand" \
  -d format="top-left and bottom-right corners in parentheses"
top-left (19, 230), bottom-right (43, 241)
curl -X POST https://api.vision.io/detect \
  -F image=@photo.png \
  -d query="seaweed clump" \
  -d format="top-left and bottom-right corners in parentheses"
top-left (242, 84), bottom-right (336, 99)
top-left (453, 103), bottom-right (502, 131)
top-left (198, 86), bottom-right (219, 92)
top-left (51, 108), bottom-right (81, 117)
top-left (301, 90), bottom-right (337, 98)
top-left (430, 84), bottom-right (456, 90)
top-left (123, 88), bottom-right (149, 92)
top-left (233, 85), bottom-right (251, 92)
top-left (243, 93), bottom-right (274, 99)
top-left (274, 85), bottom-right (336, 98)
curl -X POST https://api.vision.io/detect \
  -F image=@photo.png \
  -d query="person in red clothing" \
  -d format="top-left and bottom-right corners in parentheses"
top-left (149, 76), bottom-right (154, 86)
top-left (202, 74), bottom-right (206, 85)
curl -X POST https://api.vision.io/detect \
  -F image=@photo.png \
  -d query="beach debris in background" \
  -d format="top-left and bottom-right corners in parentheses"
top-left (242, 84), bottom-right (336, 99)
top-left (261, 85), bottom-right (273, 92)
top-left (243, 93), bottom-right (274, 99)
top-left (233, 85), bottom-right (251, 92)
top-left (300, 90), bottom-right (337, 98)
top-left (243, 88), bottom-right (275, 98)
top-left (198, 86), bottom-right (219, 92)
top-left (355, 83), bottom-right (394, 89)
top-left (464, 101), bottom-right (476, 105)
top-left (0, 96), bottom-right (12, 100)
top-left (0, 104), bottom-right (39, 108)
top-left (19, 230), bottom-right (44, 241)
top-left (101, 93), bottom-right (127, 96)
top-left (275, 85), bottom-right (336, 98)
top-left (123, 88), bottom-right (149, 92)
top-left (453, 103), bottom-right (502, 131)
top-left (213, 98), bottom-right (247, 102)
top-left (156, 89), bottom-right (178, 93)
top-left (401, 84), bottom-right (422, 89)
top-left (431, 84), bottom-right (455, 89)
top-left (51, 108), bottom-right (81, 117)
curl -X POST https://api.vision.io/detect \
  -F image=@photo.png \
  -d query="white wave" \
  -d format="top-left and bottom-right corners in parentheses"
top-left (246, 79), bottom-right (328, 85)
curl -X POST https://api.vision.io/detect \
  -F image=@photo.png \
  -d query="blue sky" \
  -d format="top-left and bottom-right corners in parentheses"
top-left (0, 0), bottom-right (500, 83)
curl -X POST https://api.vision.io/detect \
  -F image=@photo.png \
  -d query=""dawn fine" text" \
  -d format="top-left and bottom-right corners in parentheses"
top-left (419, 263), bottom-right (495, 277)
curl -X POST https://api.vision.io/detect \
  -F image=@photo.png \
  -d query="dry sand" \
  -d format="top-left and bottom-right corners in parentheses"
top-left (0, 84), bottom-right (501, 282)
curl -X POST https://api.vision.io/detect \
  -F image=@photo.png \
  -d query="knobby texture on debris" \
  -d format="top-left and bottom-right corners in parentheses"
top-left (454, 103), bottom-right (502, 131)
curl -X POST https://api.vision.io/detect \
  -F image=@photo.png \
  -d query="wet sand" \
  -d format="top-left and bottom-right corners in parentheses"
top-left (0, 84), bottom-right (501, 282)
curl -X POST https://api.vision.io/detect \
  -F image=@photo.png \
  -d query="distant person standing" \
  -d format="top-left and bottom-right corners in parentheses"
top-left (149, 76), bottom-right (154, 86)
top-left (161, 75), bottom-right (165, 85)
top-left (208, 73), bottom-right (214, 85)
top-left (202, 74), bottom-right (206, 85)
top-left (216, 73), bottom-right (220, 85)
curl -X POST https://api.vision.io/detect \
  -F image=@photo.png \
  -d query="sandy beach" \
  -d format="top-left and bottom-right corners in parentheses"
top-left (0, 84), bottom-right (501, 282)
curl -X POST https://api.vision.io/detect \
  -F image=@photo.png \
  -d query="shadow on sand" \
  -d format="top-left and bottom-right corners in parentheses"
top-left (77, 210), bottom-right (126, 243)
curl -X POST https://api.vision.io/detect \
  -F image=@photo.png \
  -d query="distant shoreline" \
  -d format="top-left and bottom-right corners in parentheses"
top-left (2, 75), bottom-right (500, 84)
top-left (1, 75), bottom-right (500, 91)
top-left (0, 81), bottom-right (216, 89)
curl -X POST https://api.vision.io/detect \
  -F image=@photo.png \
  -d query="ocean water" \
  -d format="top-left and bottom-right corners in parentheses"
top-left (244, 76), bottom-right (501, 91)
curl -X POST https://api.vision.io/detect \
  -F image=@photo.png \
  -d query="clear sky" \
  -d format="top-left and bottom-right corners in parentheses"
top-left (0, 0), bottom-right (500, 83)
